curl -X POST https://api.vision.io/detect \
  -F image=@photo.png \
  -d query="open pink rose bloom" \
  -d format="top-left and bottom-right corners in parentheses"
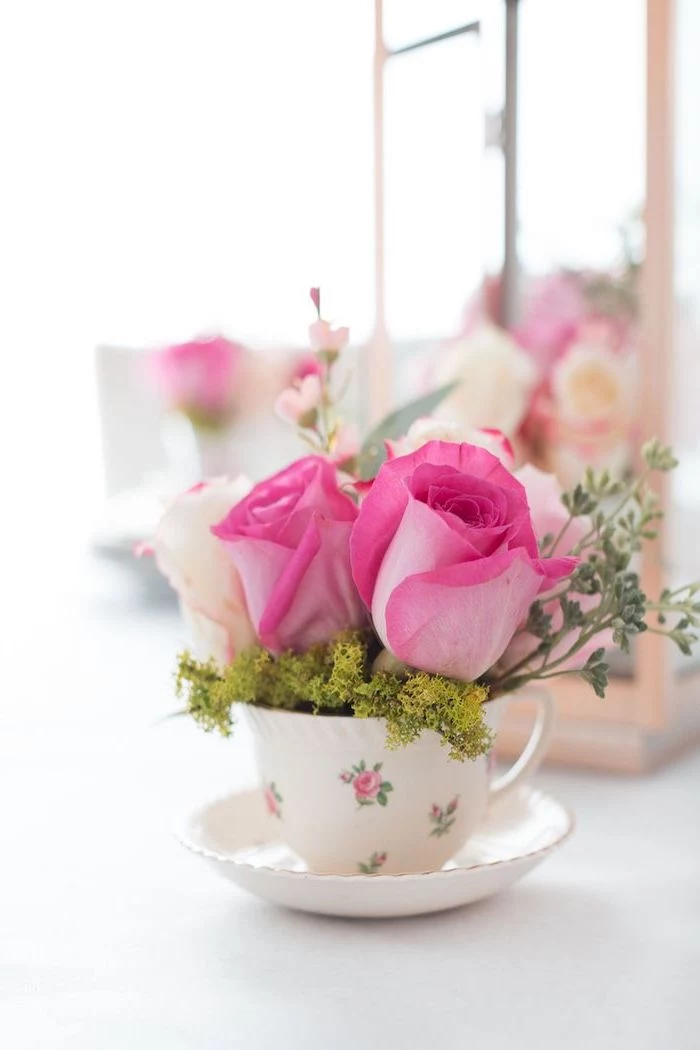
top-left (212, 456), bottom-right (367, 654)
top-left (350, 441), bottom-right (578, 681)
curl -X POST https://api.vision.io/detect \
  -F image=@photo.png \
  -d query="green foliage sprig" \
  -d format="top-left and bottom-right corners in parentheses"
top-left (489, 439), bottom-right (700, 698)
top-left (175, 632), bottom-right (492, 761)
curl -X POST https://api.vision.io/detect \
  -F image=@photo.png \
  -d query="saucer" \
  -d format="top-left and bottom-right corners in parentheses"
top-left (176, 786), bottom-right (574, 918)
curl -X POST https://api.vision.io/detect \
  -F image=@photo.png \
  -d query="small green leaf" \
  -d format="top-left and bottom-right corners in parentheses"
top-left (356, 380), bottom-right (460, 480)
top-left (373, 762), bottom-right (383, 772)
top-left (381, 782), bottom-right (393, 792)
top-left (377, 794), bottom-right (387, 806)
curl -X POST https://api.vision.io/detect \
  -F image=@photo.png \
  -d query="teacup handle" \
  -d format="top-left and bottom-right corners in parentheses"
top-left (488, 688), bottom-right (554, 800)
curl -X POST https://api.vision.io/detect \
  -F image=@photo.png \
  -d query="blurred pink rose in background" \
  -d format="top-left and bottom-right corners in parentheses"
top-left (350, 441), bottom-right (577, 682)
top-left (213, 456), bottom-right (366, 653)
top-left (513, 272), bottom-right (589, 373)
top-left (151, 334), bottom-right (245, 424)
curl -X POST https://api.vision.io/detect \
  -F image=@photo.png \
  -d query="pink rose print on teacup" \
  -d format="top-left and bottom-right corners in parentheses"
top-left (339, 761), bottom-right (393, 808)
top-left (264, 782), bottom-right (283, 819)
top-left (357, 851), bottom-right (388, 874)
top-left (428, 796), bottom-right (459, 838)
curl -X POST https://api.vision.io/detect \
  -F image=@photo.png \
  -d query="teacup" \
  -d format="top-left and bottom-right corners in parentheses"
top-left (245, 690), bottom-right (553, 875)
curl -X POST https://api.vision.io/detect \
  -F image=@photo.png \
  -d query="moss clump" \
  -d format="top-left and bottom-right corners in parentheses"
top-left (175, 631), bottom-right (492, 761)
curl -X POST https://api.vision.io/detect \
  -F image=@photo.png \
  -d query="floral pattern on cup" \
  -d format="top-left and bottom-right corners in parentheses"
top-left (264, 781), bottom-right (283, 819)
top-left (339, 761), bottom-right (393, 808)
top-left (357, 851), bottom-right (387, 874)
top-left (429, 796), bottom-right (459, 838)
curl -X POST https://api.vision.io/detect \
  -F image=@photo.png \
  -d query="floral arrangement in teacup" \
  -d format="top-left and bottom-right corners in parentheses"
top-left (437, 231), bottom-right (641, 488)
top-left (148, 289), bottom-right (697, 875)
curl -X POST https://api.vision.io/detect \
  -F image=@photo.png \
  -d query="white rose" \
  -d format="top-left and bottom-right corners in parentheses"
top-left (434, 324), bottom-right (537, 436)
top-left (551, 343), bottom-right (636, 423)
top-left (389, 417), bottom-right (514, 467)
top-left (152, 475), bottom-right (256, 667)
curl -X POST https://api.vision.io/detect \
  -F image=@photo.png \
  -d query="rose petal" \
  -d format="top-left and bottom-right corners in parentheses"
top-left (380, 549), bottom-right (549, 681)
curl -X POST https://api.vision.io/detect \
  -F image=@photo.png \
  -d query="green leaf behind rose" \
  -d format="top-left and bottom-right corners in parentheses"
top-left (356, 380), bottom-right (460, 480)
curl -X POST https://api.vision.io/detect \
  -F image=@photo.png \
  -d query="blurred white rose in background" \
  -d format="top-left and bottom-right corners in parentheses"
top-left (434, 324), bottom-right (537, 437)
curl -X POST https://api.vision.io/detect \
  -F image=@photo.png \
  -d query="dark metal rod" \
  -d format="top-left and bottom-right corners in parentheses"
top-left (388, 21), bottom-right (480, 58)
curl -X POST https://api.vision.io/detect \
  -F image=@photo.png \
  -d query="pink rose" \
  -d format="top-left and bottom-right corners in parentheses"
top-left (212, 456), bottom-right (366, 653)
top-left (350, 441), bottom-right (577, 682)
top-left (151, 334), bottom-right (244, 419)
top-left (353, 770), bottom-right (383, 800)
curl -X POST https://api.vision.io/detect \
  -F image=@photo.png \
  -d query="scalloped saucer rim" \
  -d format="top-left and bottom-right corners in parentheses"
top-left (175, 785), bottom-right (574, 918)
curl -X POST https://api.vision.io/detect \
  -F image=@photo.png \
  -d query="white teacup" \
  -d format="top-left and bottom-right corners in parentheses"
top-left (245, 691), bottom-right (553, 875)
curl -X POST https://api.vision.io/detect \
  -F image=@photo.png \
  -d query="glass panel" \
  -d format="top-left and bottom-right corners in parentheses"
top-left (384, 30), bottom-right (483, 350)
top-left (518, 0), bottom-right (645, 273)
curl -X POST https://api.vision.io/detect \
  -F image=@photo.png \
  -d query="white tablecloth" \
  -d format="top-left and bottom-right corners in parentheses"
top-left (2, 556), bottom-right (699, 1050)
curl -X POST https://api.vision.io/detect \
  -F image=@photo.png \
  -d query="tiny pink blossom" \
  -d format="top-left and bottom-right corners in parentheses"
top-left (310, 287), bottom-right (321, 316)
top-left (431, 803), bottom-right (441, 818)
top-left (353, 769), bottom-right (383, 800)
top-left (309, 319), bottom-right (350, 354)
top-left (339, 771), bottom-right (353, 783)
top-left (274, 374), bottom-right (323, 424)
top-left (291, 351), bottom-right (323, 383)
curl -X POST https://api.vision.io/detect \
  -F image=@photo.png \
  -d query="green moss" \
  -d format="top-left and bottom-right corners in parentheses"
top-left (174, 631), bottom-right (493, 761)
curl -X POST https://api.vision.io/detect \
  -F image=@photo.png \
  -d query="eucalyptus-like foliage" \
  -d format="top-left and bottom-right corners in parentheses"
top-left (488, 439), bottom-right (699, 698)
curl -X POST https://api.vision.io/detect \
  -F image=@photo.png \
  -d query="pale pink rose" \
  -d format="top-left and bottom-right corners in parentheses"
top-left (353, 770), bottom-right (383, 799)
top-left (350, 441), bottom-right (577, 682)
top-left (309, 319), bottom-right (350, 354)
top-left (274, 374), bottom-right (323, 424)
top-left (151, 335), bottom-right (244, 419)
top-left (516, 464), bottom-right (589, 555)
top-left (212, 456), bottom-right (367, 653)
top-left (151, 476), bottom-right (256, 667)
top-left (388, 418), bottom-right (514, 469)
top-left (498, 464), bottom-right (609, 672)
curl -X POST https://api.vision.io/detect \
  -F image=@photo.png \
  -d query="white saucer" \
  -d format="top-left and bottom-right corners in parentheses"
top-left (176, 786), bottom-right (574, 918)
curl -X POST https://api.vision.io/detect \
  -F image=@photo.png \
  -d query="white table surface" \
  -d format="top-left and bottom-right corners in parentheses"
top-left (2, 553), bottom-right (699, 1050)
